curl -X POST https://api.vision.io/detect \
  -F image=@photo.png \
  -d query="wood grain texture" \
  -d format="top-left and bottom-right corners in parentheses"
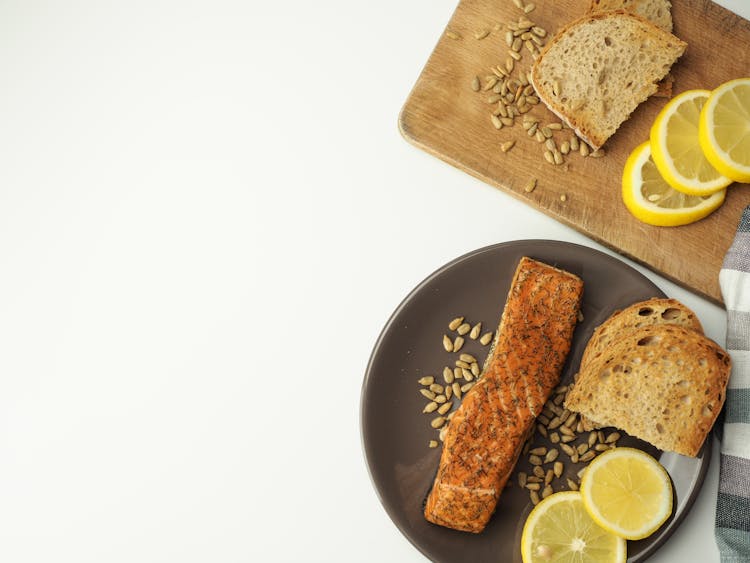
top-left (399, 0), bottom-right (750, 305)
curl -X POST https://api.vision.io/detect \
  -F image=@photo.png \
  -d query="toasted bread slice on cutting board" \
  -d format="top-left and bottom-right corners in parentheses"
top-left (589, 0), bottom-right (673, 32)
top-left (530, 11), bottom-right (687, 150)
top-left (565, 324), bottom-right (731, 457)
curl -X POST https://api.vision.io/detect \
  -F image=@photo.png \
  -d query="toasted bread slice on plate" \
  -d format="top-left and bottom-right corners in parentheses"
top-left (565, 324), bottom-right (731, 457)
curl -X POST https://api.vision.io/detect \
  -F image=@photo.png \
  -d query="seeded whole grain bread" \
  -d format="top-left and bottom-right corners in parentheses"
top-left (529, 11), bottom-right (687, 150)
top-left (589, 0), bottom-right (673, 32)
top-left (565, 324), bottom-right (731, 457)
top-left (580, 297), bottom-right (703, 369)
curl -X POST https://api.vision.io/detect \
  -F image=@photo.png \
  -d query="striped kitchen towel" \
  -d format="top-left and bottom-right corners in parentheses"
top-left (716, 206), bottom-right (750, 562)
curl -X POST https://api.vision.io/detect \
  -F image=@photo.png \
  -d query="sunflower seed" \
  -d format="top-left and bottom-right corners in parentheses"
top-left (531, 26), bottom-right (547, 37)
top-left (471, 76), bottom-right (481, 92)
top-left (431, 416), bottom-right (446, 429)
top-left (530, 490), bottom-right (541, 505)
top-left (420, 389), bottom-right (436, 400)
top-left (448, 316), bottom-right (464, 331)
top-left (505, 30), bottom-right (514, 47)
top-left (501, 140), bottom-right (516, 153)
top-left (474, 29), bottom-right (490, 40)
top-left (580, 450), bottom-right (596, 462)
top-left (482, 77), bottom-right (498, 92)
top-left (560, 140), bottom-right (570, 155)
top-left (530, 447), bottom-right (547, 456)
top-left (553, 151), bottom-right (564, 165)
top-left (439, 426), bottom-right (448, 441)
top-left (418, 376), bottom-right (434, 386)
top-left (442, 334), bottom-right (453, 352)
top-left (445, 384), bottom-right (452, 400)
top-left (423, 401), bottom-right (438, 413)
top-left (437, 402), bottom-right (452, 415)
top-left (561, 444), bottom-right (575, 457)
top-left (462, 368), bottom-right (474, 381)
top-left (452, 382), bottom-right (462, 399)
top-left (606, 431), bottom-right (621, 443)
top-left (567, 478), bottom-right (579, 491)
top-left (536, 423), bottom-right (548, 437)
top-left (526, 482), bottom-right (541, 491)
top-left (459, 353), bottom-right (476, 363)
top-left (595, 443), bottom-right (612, 452)
top-left (429, 440), bottom-right (438, 448)
top-left (469, 322), bottom-right (482, 339)
top-left (455, 359), bottom-right (470, 369)
top-left (443, 367), bottom-right (454, 384)
top-left (461, 382), bottom-right (474, 393)
top-left (453, 367), bottom-right (463, 380)
top-left (453, 335), bottom-right (465, 352)
top-left (523, 178), bottom-right (537, 193)
top-left (550, 432), bottom-right (560, 444)
top-left (471, 362), bottom-right (480, 377)
top-left (545, 469), bottom-right (554, 485)
top-left (480, 332), bottom-right (493, 345)
top-left (579, 141), bottom-right (590, 157)
top-left (529, 454), bottom-right (543, 466)
top-left (434, 394), bottom-right (447, 404)
top-left (524, 3), bottom-right (536, 14)
top-left (553, 461), bottom-right (564, 478)
top-left (544, 449), bottom-right (559, 463)
top-left (542, 484), bottom-right (553, 498)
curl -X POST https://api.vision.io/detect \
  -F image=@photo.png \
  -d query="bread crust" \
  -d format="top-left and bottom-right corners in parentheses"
top-left (580, 297), bottom-right (703, 369)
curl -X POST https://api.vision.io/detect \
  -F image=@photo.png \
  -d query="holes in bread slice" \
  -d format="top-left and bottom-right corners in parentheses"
top-left (637, 307), bottom-right (654, 316)
top-left (661, 307), bottom-right (682, 320)
top-left (636, 334), bottom-right (662, 346)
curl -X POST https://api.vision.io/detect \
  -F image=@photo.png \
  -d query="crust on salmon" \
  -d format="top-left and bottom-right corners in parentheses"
top-left (423, 257), bottom-right (584, 533)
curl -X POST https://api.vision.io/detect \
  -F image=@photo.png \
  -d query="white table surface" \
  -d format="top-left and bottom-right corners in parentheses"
top-left (0, 1), bottom-right (746, 561)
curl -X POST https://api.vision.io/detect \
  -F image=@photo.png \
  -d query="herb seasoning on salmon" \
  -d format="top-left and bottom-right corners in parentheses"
top-left (423, 257), bottom-right (583, 533)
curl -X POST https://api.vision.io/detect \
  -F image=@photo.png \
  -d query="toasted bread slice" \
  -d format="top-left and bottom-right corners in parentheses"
top-left (530, 11), bottom-right (687, 150)
top-left (589, 0), bottom-right (673, 32)
top-left (580, 297), bottom-right (703, 369)
top-left (565, 324), bottom-right (731, 457)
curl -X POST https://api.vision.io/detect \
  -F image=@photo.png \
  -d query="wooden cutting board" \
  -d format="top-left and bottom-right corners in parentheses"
top-left (399, 0), bottom-right (750, 305)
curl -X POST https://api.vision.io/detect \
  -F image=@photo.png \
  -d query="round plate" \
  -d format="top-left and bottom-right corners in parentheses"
top-left (361, 240), bottom-right (710, 563)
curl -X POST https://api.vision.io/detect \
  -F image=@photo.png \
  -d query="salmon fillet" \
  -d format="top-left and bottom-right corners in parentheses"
top-left (423, 257), bottom-right (584, 533)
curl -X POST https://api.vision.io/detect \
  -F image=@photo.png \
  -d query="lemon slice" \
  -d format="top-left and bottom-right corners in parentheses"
top-left (650, 89), bottom-right (733, 195)
top-left (580, 448), bottom-right (673, 541)
top-left (521, 491), bottom-right (626, 563)
top-left (622, 141), bottom-right (726, 226)
top-left (699, 77), bottom-right (750, 183)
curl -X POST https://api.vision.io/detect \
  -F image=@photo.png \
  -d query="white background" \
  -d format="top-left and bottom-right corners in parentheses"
top-left (0, 1), bottom-right (746, 561)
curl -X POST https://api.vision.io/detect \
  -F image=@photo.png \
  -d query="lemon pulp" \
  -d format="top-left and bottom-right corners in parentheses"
top-left (699, 77), bottom-right (750, 182)
top-left (650, 89), bottom-right (732, 195)
top-left (520, 491), bottom-right (626, 563)
top-left (580, 448), bottom-right (673, 541)
top-left (622, 141), bottom-right (726, 226)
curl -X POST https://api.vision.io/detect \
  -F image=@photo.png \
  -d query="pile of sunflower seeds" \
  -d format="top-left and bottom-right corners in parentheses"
top-left (517, 384), bottom-right (622, 504)
top-left (465, 0), bottom-right (605, 188)
top-left (419, 315), bottom-right (495, 448)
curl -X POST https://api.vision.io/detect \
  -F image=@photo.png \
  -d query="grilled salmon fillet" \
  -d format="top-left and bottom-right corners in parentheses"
top-left (424, 257), bottom-right (583, 533)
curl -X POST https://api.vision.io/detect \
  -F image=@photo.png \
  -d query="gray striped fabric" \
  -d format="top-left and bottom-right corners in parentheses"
top-left (716, 206), bottom-right (750, 562)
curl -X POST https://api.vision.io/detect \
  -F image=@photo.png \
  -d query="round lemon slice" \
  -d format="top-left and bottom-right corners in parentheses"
top-left (699, 77), bottom-right (750, 183)
top-left (580, 448), bottom-right (673, 541)
top-left (521, 491), bottom-right (626, 563)
top-left (622, 141), bottom-right (726, 226)
top-left (650, 89), bottom-right (733, 196)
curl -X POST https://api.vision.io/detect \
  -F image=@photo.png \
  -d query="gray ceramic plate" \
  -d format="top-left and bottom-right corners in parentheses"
top-left (361, 240), bottom-right (710, 563)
